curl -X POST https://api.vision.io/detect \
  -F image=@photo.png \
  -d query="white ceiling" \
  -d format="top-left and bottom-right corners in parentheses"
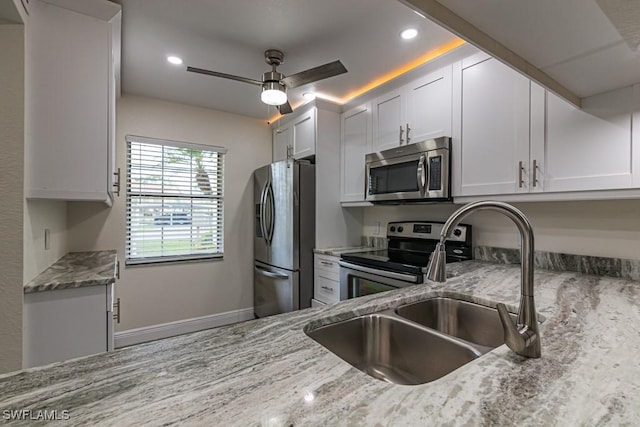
top-left (434, 0), bottom-right (640, 98)
top-left (115, 0), bottom-right (460, 120)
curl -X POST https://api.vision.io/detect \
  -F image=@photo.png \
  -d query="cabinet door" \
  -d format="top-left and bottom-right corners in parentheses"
top-left (543, 88), bottom-right (633, 192)
top-left (340, 104), bottom-right (371, 202)
top-left (372, 88), bottom-right (405, 152)
top-left (292, 109), bottom-right (316, 159)
top-left (272, 125), bottom-right (291, 162)
top-left (407, 65), bottom-right (452, 142)
top-left (459, 57), bottom-right (530, 196)
top-left (27, 0), bottom-right (112, 201)
top-left (23, 286), bottom-right (108, 368)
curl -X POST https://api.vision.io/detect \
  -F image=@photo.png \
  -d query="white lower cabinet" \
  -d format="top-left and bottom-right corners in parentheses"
top-left (313, 254), bottom-right (341, 305)
top-left (23, 284), bottom-right (114, 368)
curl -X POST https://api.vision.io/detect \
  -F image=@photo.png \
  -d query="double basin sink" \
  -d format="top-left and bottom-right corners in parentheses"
top-left (306, 297), bottom-right (519, 385)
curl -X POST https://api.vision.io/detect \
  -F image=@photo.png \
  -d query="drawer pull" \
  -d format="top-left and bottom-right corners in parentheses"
top-left (321, 286), bottom-right (334, 292)
top-left (320, 261), bottom-right (333, 266)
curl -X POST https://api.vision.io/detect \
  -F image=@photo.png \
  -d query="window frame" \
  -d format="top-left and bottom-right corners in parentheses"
top-left (124, 135), bottom-right (227, 266)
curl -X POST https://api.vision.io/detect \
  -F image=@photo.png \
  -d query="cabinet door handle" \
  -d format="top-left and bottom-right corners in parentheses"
top-left (320, 261), bottom-right (333, 266)
top-left (113, 168), bottom-right (121, 197)
top-left (113, 298), bottom-right (121, 324)
top-left (518, 161), bottom-right (525, 188)
top-left (399, 125), bottom-right (404, 145)
top-left (406, 123), bottom-right (411, 145)
top-left (532, 159), bottom-right (538, 187)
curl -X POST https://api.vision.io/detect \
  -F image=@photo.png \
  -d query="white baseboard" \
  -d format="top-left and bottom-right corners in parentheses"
top-left (114, 307), bottom-right (255, 348)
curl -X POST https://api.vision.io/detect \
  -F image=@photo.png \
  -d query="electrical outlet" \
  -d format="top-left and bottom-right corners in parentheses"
top-left (44, 228), bottom-right (50, 250)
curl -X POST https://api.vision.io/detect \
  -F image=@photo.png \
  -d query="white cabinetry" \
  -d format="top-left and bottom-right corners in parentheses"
top-left (371, 66), bottom-right (453, 153)
top-left (544, 87), bottom-right (633, 192)
top-left (313, 254), bottom-right (341, 305)
top-left (272, 125), bottom-right (291, 162)
top-left (340, 103), bottom-right (371, 202)
top-left (272, 108), bottom-right (316, 161)
top-left (25, 0), bottom-right (121, 205)
top-left (23, 284), bottom-right (114, 368)
top-left (406, 65), bottom-right (453, 142)
top-left (371, 88), bottom-right (405, 152)
top-left (457, 55), bottom-right (530, 196)
top-left (272, 100), bottom-right (362, 248)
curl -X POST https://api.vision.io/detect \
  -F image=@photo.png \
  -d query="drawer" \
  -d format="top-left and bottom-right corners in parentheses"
top-left (314, 274), bottom-right (340, 304)
top-left (314, 254), bottom-right (340, 274)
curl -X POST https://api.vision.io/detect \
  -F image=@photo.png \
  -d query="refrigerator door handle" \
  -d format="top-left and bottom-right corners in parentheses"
top-left (266, 182), bottom-right (276, 245)
top-left (254, 265), bottom-right (289, 279)
top-left (259, 182), bottom-right (269, 245)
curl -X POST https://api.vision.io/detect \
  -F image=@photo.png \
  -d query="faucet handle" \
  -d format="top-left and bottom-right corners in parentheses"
top-left (497, 303), bottom-right (539, 357)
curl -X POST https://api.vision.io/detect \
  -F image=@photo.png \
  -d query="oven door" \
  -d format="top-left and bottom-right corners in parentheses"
top-left (339, 261), bottom-right (421, 300)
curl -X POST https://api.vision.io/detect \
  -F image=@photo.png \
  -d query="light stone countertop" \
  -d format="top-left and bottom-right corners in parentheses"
top-left (3, 261), bottom-right (639, 426)
top-left (23, 251), bottom-right (118, 294)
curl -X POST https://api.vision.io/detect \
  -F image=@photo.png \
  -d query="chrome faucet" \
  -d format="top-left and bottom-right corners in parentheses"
top-left (426, 201), bottom-right (541, 358)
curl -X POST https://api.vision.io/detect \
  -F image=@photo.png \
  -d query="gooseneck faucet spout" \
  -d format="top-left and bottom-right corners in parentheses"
top-left (426, 201), bottom-right (541, 358)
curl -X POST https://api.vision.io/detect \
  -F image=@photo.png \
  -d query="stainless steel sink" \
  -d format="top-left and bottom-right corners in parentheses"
top-left (395, 297), bottom-right (517, 352)
top-left (306, 312), bottom-right (481, 385)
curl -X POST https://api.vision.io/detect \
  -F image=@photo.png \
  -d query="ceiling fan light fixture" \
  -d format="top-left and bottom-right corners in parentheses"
top-left (261, 82), bottom-right (288, 106)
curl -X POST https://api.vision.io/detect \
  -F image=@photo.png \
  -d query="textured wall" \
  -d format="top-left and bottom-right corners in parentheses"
top-left (23, 200), bottom-right (68, 283)
top-left (0, 24), bottom-right (24, 374)
top-left (67, 95), bottom-right (271, 331)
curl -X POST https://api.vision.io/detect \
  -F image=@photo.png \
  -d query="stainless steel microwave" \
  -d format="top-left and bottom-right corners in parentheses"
top-left (365, 137), bottom-right (451, 203)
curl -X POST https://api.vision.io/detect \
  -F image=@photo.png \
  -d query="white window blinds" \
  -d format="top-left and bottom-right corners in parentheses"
top-left (125, 135), bottom-right (226, 265)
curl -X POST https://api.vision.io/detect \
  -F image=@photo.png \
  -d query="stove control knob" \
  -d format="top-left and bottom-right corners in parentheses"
top-left (453, 229), bottom-right (462, 237)
top-left (397, 226), bottom-right (404, 233)
top-left (390, 226), bottom-right (396, 232)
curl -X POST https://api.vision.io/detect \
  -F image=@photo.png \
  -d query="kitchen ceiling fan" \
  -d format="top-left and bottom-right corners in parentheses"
top-left (186, 49), bottom-right (347, 115)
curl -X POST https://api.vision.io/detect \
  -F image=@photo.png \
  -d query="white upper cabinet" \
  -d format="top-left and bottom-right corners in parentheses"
top-left (292, 109), bottom-right (316, 159)
top-left (371, 88), bottom-right (405, 152)
top-left (271, 107), bottom-right (317, 161)
top-left (340, 103), bottom-right (371, 202)
top-left (371, 65), bottom-right (453, 154)
top-left (26, 0), bottom-right (121, 205)
top-left (543, 87), bottom-right (633, 192)
top-left (458, 55), bottom-right (530, 196)
top-left (406, 65), bottom-right (453, 143)
top-left (272, 126), bottom-right (291, 162)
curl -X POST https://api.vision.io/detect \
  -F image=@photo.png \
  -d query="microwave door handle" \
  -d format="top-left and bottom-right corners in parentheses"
top-left (417, 154), bottom-right (427, 194)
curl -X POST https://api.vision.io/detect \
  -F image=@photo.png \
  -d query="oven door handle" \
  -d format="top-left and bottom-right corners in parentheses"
top-left (338, 261), bottom-right (420, 283)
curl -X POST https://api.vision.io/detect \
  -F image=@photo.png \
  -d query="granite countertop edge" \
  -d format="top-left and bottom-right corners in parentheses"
top-left (4, 260), bottom-right (639, 426)
top-left (23, 250), bottom-right (118, 294)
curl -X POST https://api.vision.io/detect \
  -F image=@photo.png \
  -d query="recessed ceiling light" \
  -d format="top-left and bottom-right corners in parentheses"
top-left (302, 92), bottom-right (316, 101)
top-left (167, 56), bottom-right (183, 65)
top-left (400, 28), bottom-right (418, 40)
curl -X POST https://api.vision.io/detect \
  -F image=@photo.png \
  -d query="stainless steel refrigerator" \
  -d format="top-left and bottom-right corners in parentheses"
top-left (254, 159), bottom-right (315, 318)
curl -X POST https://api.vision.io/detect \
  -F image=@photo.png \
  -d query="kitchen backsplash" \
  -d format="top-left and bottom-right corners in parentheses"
top-left (361, 236), bottom-right (387, 248)
top-left (475, 246), bottom-right (640, 282)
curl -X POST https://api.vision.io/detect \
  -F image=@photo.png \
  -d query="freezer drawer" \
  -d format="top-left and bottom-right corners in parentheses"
top-left (254, 261), bottom-right (300, 318)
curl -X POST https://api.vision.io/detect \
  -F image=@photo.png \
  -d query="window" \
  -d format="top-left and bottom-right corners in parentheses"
top-left (125, 135), bottom-right (226, 265)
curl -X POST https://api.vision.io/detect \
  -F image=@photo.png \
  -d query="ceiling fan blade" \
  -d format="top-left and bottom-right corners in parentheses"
top-left (186, 66), bottom-right (263, 86)
top-left (281, 60), bottom-right (347, 88)
top-left (278, 101), bottom-right (293, 115)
